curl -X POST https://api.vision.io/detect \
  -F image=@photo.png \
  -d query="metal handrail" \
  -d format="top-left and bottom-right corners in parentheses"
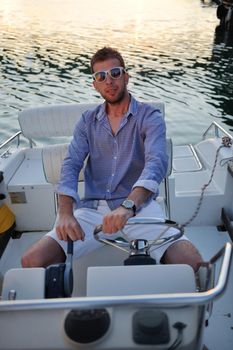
top-left (202, 121), bottom-right (232, 140)
top-left (0, 131), bottom-right (22, 151)
top-left (173, 144), bottom-right (203, 173)
top-left (0, 131), bottom-right (36, 153)
top-left (0, 242), bottom-right (231, 312)
top-left (189, 144), bottom-right (203, 170)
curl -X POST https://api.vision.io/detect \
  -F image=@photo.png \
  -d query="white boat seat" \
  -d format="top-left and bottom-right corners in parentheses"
top-left (18, 103), bottom-right (99, 139)
top-left (42, 144), bottom-right (68, 184)
top-left (18, 102), bottom-right (166, 140)
top-left (87, 264), bottom-right (196, 297)
top-left (42, 143), bottom-right (84, 184)
top-left (2, 268), bottom-right (45, 300)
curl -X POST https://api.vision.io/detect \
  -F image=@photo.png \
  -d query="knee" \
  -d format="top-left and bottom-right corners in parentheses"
top-left (21, 237), bottom-right (66, 268)
top-left (162, 240), bottom-right (203, 272)
top-left (21, 252), bottom-right (30, 267)
top-left (21, 250), bottom-right (41, 268)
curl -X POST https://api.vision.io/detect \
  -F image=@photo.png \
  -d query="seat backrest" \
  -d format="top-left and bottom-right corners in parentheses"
top-left (42, 143), bottom-right (85, 184)
top-left (18, 103), bottom-right (99, 139)
top-left (18, 101), bottom-right (165, 140)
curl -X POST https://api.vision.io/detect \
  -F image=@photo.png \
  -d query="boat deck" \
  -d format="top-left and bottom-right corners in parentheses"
top-left (0, 225), bottom-right (232, 349)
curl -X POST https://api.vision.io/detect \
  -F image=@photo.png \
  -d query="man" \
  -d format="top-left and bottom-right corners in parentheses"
top-left (21, 47), bottom-right (202, 271)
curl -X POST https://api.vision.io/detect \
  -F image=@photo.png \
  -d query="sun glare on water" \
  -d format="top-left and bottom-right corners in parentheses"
top-left (0, 0), bottom-right (208, 32)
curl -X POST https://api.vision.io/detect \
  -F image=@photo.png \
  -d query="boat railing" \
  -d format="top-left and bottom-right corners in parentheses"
top-left (172, 143), bottom-right (203, 173)
top-left (202, 121), bottom-right (232, 140)
top-left (0, 131), bottom-right (36, 158)
top-left (0, 131), bottom-right (22, 157)
top-left (0, 242), bottom-right (231, 312)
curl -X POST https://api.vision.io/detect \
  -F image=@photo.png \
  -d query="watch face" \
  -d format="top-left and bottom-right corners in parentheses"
top-left (123, 199), bottom-right (135, 209)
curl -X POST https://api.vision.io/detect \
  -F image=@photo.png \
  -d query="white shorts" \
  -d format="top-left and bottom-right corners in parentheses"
top-left (47, 200), bottom-right (188, 263)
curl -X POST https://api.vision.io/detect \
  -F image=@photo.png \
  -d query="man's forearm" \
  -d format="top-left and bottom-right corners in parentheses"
top-left (127, 187), bottom-right (152, 209)
top-left (58, 194), bottom-right (74, 216)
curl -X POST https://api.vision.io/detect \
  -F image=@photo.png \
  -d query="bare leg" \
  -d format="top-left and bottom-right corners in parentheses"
top-left (21, 236), bottom-right (66, 268)
top-left (161, 240), bottom-right (203, 272)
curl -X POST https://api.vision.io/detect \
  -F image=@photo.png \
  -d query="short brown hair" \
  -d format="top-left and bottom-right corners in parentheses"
top-left (90, 47), bottom-right (125, 73)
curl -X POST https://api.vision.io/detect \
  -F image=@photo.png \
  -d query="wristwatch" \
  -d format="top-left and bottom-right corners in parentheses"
top-left (121, 199), bottom-right (136, 216)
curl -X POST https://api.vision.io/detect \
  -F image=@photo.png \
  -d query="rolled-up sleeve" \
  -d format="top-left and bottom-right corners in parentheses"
top-left (133, 111), bottom-right (168, 194)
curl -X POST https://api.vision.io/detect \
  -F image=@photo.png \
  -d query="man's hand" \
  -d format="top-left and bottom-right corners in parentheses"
top-left (102, 206), bottom-right (134, 234)
top-left (56, 194), bottom-right (85, 241)
top-left (56, 213), bottom-right (85, 241)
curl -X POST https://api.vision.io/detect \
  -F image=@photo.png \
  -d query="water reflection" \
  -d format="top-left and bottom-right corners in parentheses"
top-left (0, 0), bottom-right (233, 144)
top-left (210, 25), bottom-right (233, 127)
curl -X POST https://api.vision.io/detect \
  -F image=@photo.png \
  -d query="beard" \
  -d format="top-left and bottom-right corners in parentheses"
top-left (101, 85), bottom-right (127, 105)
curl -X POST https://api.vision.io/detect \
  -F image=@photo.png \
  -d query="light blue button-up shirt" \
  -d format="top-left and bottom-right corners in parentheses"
top-left (56, 96), bottom-right (168, 211)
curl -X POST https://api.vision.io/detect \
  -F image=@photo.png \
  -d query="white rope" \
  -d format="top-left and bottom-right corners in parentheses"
top-left (181, 136), bottom-right (232, 228)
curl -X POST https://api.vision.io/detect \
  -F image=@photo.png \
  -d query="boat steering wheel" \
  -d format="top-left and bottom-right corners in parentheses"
top-left (93, 217), bottom-right (184, 265)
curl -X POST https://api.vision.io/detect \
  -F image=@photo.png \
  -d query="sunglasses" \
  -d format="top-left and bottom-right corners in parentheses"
top-left (92, 66), bottom-right (125, 83)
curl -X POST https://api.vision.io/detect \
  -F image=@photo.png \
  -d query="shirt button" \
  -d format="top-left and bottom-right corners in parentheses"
top-left (112, 173), bottom-right (114, 176)
top-left (107, 189), bottom-right (110, 192)
top-left (113, 156), bottom-right (117, 159)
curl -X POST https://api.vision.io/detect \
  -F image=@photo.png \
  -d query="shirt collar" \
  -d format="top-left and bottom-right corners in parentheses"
top-left (95, 94), bottom-right (138, 121)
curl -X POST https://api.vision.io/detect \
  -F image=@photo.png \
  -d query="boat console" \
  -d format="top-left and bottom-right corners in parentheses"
top-left (1, 217), bottom-right (232, 350)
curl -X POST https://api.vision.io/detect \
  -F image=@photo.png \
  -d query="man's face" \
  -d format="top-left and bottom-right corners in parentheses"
top-left (92, 58), bottom-right (129, 104)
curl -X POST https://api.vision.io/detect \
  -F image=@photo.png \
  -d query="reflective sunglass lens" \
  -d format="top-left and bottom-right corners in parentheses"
top-left (109, 67), bottom-right (122, 79)
top-left (94, 71), bottom-right (106, 82)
